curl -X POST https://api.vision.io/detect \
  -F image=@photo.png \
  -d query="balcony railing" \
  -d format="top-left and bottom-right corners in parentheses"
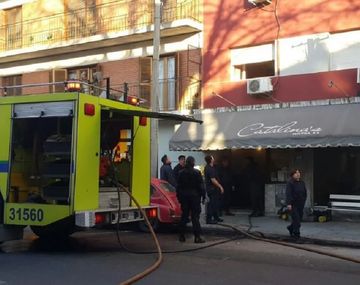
top-left (0, 0), bottom-right (201, 52)
top-left (116, 77), bottom-right (201, 112)
top-left (0, 77), bottom-right (201, 112)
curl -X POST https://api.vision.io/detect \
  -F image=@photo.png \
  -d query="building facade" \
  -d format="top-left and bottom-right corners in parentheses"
top-left (0, 0), bottom-right (204, 173)
top-left (171, 0), bottom-right (360, 212)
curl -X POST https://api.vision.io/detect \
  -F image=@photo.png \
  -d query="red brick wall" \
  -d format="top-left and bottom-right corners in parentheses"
top-left (21, 71), bottom-right (51, 95)
top-left (101, 58), bottom-right (140, 96)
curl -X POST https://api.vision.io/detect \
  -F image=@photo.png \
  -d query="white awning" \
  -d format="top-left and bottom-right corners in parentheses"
top-left (170, 103), bottom-right (360, 150)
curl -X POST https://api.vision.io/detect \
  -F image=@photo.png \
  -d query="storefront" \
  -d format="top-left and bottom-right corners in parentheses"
top-left (169, 100), bottom-right (360, 214)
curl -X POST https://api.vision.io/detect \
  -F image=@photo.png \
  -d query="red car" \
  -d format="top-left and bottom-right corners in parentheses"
top-left (139, 178), bottom-right (182, 231)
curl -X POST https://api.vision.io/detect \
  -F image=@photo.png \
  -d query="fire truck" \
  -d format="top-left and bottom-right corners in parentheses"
top-left (0, 82), bottom-right (199, 240)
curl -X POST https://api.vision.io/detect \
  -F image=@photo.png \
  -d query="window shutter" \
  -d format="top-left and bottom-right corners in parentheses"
top-left (50, 69), bottom-right (67, 93)
top-left (139, 57), bottom-right (152, 107)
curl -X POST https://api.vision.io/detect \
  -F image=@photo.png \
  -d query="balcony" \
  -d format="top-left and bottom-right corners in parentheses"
top-left (0, 0), bottom-right (202, 63)
top-left (0, 77), bottom-right (201, 112)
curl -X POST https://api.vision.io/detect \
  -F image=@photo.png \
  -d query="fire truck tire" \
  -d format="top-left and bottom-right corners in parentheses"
top-left (138, 218), bottom-right (159, 233)
top-left (31, 217), bottom-right (75, 239)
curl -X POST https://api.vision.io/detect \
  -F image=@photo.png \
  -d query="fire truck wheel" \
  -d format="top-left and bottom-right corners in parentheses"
top-left (138, 218), bottom-right (159, 233)
top-left (31, 217), bottom-right (75, 239)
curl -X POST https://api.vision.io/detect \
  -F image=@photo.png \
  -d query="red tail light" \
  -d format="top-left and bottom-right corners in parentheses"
top-left (95, 213), bottom-right (106, 224)
top-left (146, 208), bottom-right (157, 219)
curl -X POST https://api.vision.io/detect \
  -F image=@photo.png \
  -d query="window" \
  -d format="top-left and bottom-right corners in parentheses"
top-left (139, 56), bottom-right (177, 111)
top-left (5, 6), bottom-right (22, 49)
top-left (159, 56), bottom-right (176, 111)
top-left (67, 66), bottom-right (98, 93)
top-left (231, 43), bottom-right (275, 80)
top-left (2, 75), bottom-right (22, 96)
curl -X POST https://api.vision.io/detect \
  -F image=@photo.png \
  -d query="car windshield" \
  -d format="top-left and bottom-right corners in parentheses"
top-left (160, 181), bottom-right (176, 193)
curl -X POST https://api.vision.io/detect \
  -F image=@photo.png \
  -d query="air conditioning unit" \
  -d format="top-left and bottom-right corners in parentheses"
top-left (248, 0), bottom-right (272, 6)
top-left (247, 77), bottom-right (273, 95)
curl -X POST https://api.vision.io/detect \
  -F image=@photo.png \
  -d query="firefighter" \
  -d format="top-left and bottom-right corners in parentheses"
top-left (177, 156), bottom-right (206, 243)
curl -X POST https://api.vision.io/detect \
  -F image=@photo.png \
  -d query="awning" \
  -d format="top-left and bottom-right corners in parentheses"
top-left (169, 103), bottom-right (360, 150)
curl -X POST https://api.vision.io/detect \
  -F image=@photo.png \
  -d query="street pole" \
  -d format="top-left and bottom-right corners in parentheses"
top-left (151, 0), bottom-right (161, 178)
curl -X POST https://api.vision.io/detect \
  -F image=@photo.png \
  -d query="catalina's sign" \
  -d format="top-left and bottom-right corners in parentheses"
top-left (237, 121), bottom-right (322, 137)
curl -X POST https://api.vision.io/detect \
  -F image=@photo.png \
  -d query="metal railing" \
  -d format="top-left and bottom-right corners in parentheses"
top-left (114, 77), bottom-right (201, 111)
top-left (0, 77), bottom-right (201, 112)
top-left (0, 0), bottom-right (201, 52)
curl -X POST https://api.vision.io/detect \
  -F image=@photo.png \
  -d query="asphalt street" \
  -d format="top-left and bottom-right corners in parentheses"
top-left (0, 229), bottom-right (359, 285)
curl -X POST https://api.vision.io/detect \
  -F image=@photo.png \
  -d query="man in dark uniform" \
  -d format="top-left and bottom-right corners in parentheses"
top-left (173, 155), bottom-right (186, 183)
top-left (177, 156), bottom-right (206, 243)
top-left (160, 154), bottom-right (177, 187)
top-left (204, 155), bottom-right (224, 224)
top-left (286, 169), bottom-right (307, 239)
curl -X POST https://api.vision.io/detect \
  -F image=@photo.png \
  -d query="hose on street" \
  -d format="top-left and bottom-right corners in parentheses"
top-left (115, 183), bottom-right (163, 285)
top-left (217, 222), bottom-right (360, 265)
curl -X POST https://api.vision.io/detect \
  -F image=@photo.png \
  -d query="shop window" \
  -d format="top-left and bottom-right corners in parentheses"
top-left (231, 43), bottom-right (275, 80)
top-left (2, 75), bottom-right (22, 96)
top-left (5, 6), bottom-right (22, 50)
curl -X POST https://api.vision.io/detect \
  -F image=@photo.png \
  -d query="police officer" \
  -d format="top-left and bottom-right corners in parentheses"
top-left (286, 169), bottom-right (307, 239)
top-left (177, 156), bottom-right (206, 243)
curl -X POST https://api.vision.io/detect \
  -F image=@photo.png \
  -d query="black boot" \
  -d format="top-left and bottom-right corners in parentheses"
top-left (194, 236), bottom-right (205, 243)
top-left (179, 234), bottom-right (186, 242)
top-left (287, 225), bottom-right (294, 237)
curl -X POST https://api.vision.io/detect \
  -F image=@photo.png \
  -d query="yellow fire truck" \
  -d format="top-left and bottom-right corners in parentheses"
top-left (0, 85), bottom-right (199, 240)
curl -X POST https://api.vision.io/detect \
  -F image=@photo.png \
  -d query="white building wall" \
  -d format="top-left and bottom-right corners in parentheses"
top-left (279, 30), bottom-right (360, 76)
top-left (0, 32), bottom-right (202, 76)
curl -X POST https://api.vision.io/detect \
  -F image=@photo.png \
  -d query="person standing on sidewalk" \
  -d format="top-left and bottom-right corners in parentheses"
top-left (177, 156), bottom-right (206, 243)
top-left (160, 154), bottom-right (177, 188)
top-left (173, 155), bottom-right (186, 183)
top-left (204, 155), bottom-right (224, 224)
top-left (286, 169), bottom-right (307, 239)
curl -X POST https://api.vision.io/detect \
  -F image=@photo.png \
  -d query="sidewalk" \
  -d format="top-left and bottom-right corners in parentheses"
top-left (200, 210), bottom-right (360, 247)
